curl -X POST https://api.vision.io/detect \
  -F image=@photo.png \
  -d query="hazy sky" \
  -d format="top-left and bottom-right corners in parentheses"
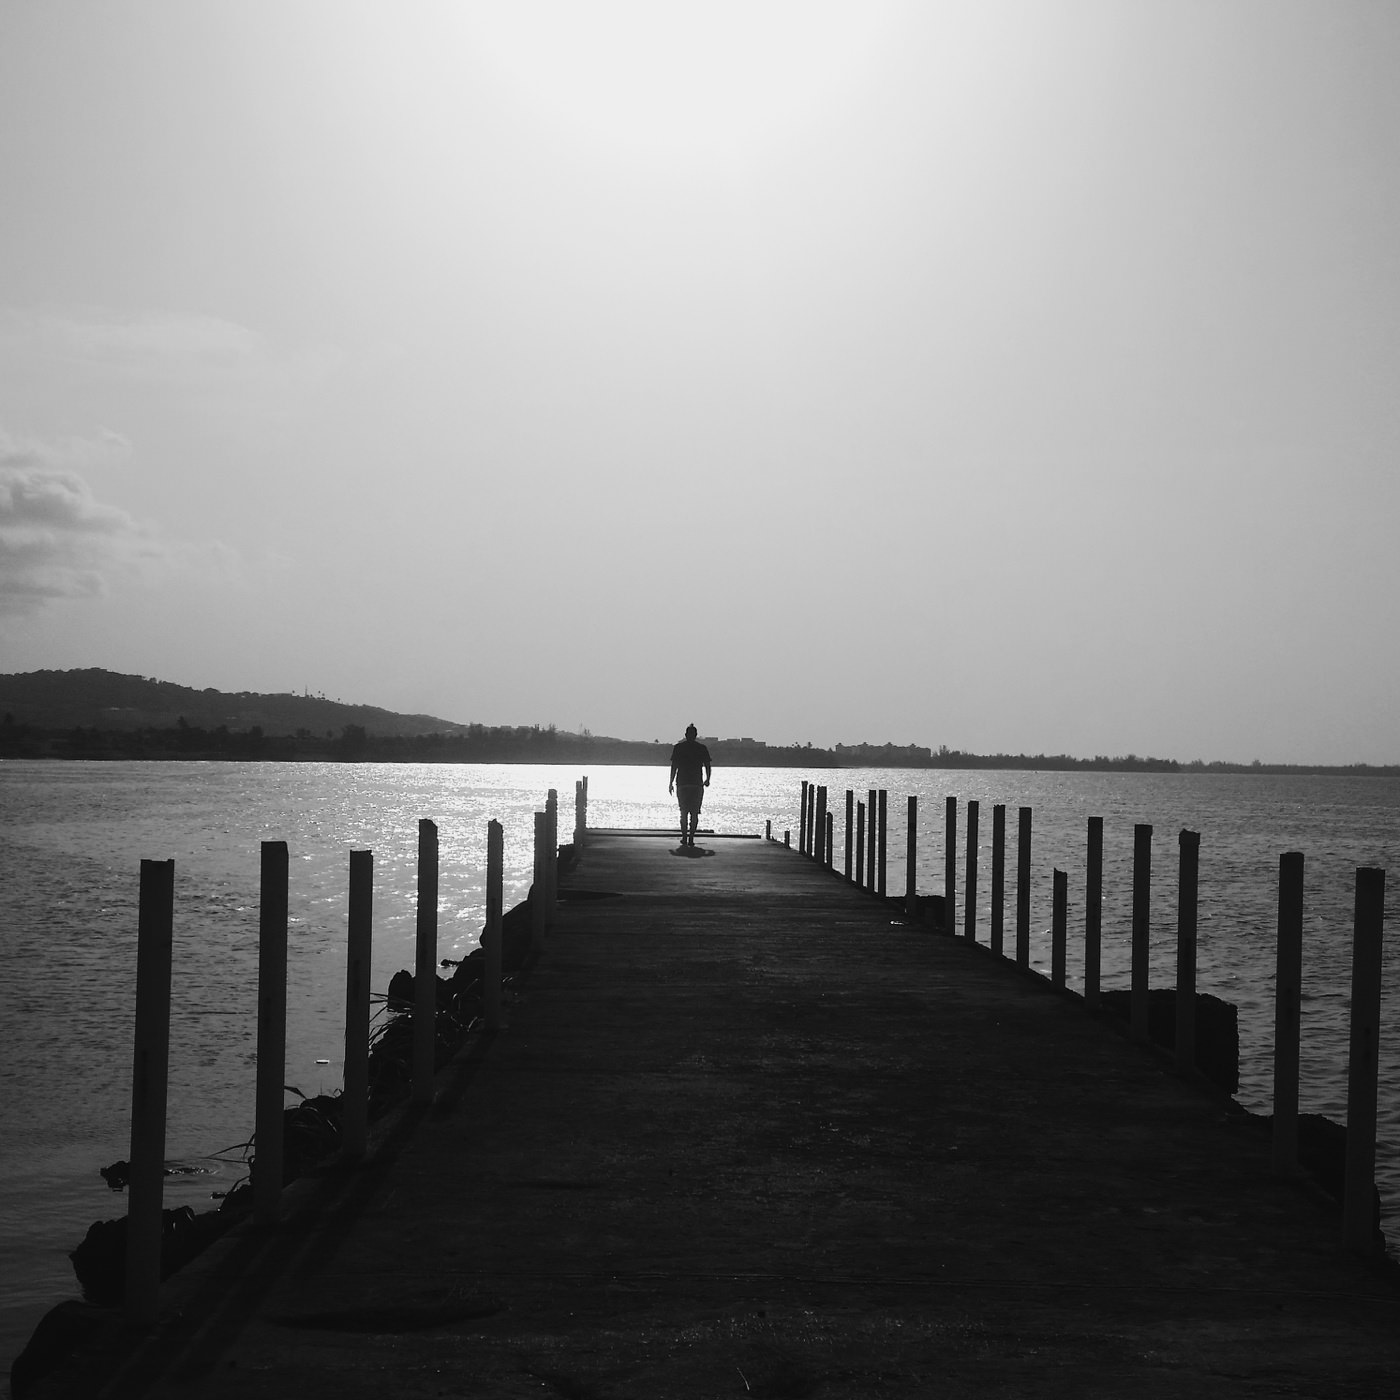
top-left (2, 1), bottom-right (1397, 763)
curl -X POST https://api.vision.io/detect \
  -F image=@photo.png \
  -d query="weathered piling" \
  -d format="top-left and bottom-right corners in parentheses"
top-left (991, 804), bottom-right (1005, 957)
top-left (1272, 852), bottom-right (1304, 1175)
top-left (342, 849), bottom-right (373, 1161)
top-left (1176, 830), bottom-right (1200, 1073)
top-left (1085, 817), bottom-right (1103, 1009)
top-left (905, 795), bottom-right (918, 916)
top-left (125, 857), bottom-right (175, 1325)
top-left (814, 786), bottom-right (828, 867)
top-left (1131, 824), bottom-right (1153, 1045)
top-left (1052, 868), bottom-right (1067, 989)
top-left (255, 841), bottom-right (289, 1225)
top-left (964, 799), bottom-right (979, 942)
top-left (866, 788), bottom-right (877, 891)
top-left (1015, 807), bottom-right (1031, 969)
top-left (945, 797), bottom-right (957, 936)
top-left (413, 819), bottom-right (439, 1106)
top-left (825, 811), bottom-right (834, 870)
top-left (856, 801), bottom-right (866, 887)
top-left (877, 789), bottom-right (888, 896)
top-left (799, 781), bottom-right (809, 856)
top-left (844, 789), bottom-right (854, 881)
top-left (484, 820), bottom-right (504, 1032)
top-left (546, 789), bottom-right (558, 928)
top-left (1343, 866), bottom-right (1386, 1253)
top-left (532, 810), bottom-right (547, 955)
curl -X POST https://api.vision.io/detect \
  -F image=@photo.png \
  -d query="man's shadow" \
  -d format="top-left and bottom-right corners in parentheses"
top-left (672, 843), bottom-right (715, 858)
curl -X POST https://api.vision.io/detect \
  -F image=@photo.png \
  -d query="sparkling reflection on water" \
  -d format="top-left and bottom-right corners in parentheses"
top-left (0, 760), bottom-right (1396, 1366)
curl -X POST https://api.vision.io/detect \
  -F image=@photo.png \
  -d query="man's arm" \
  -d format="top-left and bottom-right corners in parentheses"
top-left (669, 759), bottom-right (678, 793)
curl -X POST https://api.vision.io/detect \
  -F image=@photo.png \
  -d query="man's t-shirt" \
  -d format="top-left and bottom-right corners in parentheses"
top-left (670, 738), bottom-right (712, 786)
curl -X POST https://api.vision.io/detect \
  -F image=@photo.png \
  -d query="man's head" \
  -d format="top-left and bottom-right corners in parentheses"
top-left (685, 724), bottom-right (698, 740)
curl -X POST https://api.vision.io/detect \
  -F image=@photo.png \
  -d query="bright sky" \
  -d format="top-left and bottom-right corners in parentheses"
top-left (2, 1), bottom-right (1397, 763)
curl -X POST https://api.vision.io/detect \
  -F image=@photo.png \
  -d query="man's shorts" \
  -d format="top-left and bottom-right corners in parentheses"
top-left (676, 784), bottom-right (704, 816)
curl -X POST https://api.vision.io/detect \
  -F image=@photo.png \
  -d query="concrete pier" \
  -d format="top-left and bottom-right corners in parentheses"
top-left (28, 832), bottom-right (1400, 1398)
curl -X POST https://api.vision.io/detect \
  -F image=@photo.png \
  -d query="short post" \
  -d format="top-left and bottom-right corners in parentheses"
top-left (944, 797), bottom-right (957, 936)
top-left (342, 849), bottom-right (373, 1161)
top-left (855, 801), bottom-right (866, 887)
top-left (1272, 852), bottom-right (1304, 1175)
top-left (413, 819), bottom-right (439, 1106)
top-left (1342, 867), bottom-right (1386, 1253)
top-left (825, 811), bottom-right (834, 869)
top-left (254, 842), bottom-right (289, 1226)
top-left (905, 796), bottom-right (918, 916)
top-left (844, 790), bottom-right (854, 881)
top-left (1175, 830), bottom-right (1200, 1073)
top-left (990, 805), bottom-right (1005, 956)
top-left (531, 810), bottom-right (547, 954)
top-left (125, 858), bottom-right (174, 1325)
top-left (483, 819), bottom-right (504, 1032)
top-left (1016, 808), bottom-right (1031, 969)
top-left (765, 818), bottom-right (772, 842)
top-left (799, 781), bottom-right (809, 855)
top-left (866, 788), bottom-right (878, 891)
top-left (1084, 817), bottom-right (1103, 1009)
top-left (1051, 869), bottom-right (1067, 989)
top-left (574, 779), bottom-right (585, 851)
top-left (784, 829), bottom-right (791, 847)
top-left (814, 786), bottom-right (828, 865)
top-left (964, 799), bottom-right (979, 942)
top-left (1131, 824), bottom-right (1153, 1044)
top-left (877, 789), bottom-right (888, 896)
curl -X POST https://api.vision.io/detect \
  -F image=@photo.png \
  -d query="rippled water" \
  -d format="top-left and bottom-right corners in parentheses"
top-left (1, 761), bottom-right (1396, 1370)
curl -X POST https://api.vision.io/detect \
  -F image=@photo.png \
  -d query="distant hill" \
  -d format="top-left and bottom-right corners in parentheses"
top-left (0, 668), bottom-right (468, 738)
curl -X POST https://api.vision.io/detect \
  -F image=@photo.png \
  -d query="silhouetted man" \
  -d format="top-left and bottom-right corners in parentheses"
top-left (668, 724), bottom-right (712, 847)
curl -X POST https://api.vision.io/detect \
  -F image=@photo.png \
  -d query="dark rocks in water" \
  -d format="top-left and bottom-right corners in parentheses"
top-left (387, 967), bottom-right (414, 1007)
top-left (99, 1160), bottom-right (129, 1191)
top-left (68, 1205), bottom-right (236, 1306)
top-left (1099, 988), bottom-right (1239, 1095)
top-left (249, 1092), bottom-right (343, 1189)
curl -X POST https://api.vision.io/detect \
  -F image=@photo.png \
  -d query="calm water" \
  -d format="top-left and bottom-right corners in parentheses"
top-left (1, 760), bottom-right (1396, 1371)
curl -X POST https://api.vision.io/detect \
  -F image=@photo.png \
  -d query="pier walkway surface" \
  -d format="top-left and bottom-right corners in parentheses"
top-left (30, 831), bottom-right (1400, 1399)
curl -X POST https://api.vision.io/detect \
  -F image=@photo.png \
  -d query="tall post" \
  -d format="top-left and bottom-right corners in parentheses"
top-left (125, 858), bottom-right (175, 1325)
top-left (1131, 824), bottom-right (1153, 1044)
top-left (1051, 868), bottom-right (1067, 989)
top-left (1084, 817), bottom-right (1103, 1009)
top-left (1175, 830), bottom-right (1200, 1073)
top-left (342, 849), bottom-right (373, 1161)
top-left (990, 805), bottom-right (1005, 957)
top-left (866, 788), bottom-right (878, 891)
top-left (484, 819), bottom-right (504, 1032)
top-left (877, 789), bottom-right (888, 896)
top-left (814, 786), bottom-right (828, 866)
top-left (546, 789), bottom-right (559, 929)
top-left (574, 779), bottom-right (585, 851)
top-left (855, 801), bottom-right (866, 888)
top-left (531, 810), bottom-right (547, 954)
top-left (944, 797), bottom-right (957, 936)
top-left (799, 781), bottom-right (809, 855)
top-left (1342, 867), bottom-right (1386, 1253)
top-left (844, 790), bottom-right (854, 882)
top-left (1272, 852), bottom-right (1304, 1175)
top-left (825, 811), bottom-right (834, 869)
top-left (905, 796), bottom-right (918, 916)
top-left (253, 842), bottom-right (289, 1226)
top-left (1016, 808), bottom-right (1031, 969)
top-left (964, 800), bottom-right (979, 942)
top-left (413, 819), bottom-right (439, 1106)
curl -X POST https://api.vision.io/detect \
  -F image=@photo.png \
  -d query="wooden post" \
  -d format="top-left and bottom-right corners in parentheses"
top-left (484, 819), bottom-right (504, 1032)
top-left (990, 805), bottom-right (1005, 957)
top-left (125, 858), bottom-right (174, 1325)
top-left (815, 786), bottom-right (828, 866)
top-left (546, 789), bottom-right (558, 929)
top-left (1272, 852), bottom-right (1304, 1175)
top-left (531, 810), bottom-right (547, 954)
top-left (866, 788), bottom-right (878, 891)
top-left (1084, 817), bottom-right (1103, 1009)
top-left (766, 819), bottom-right (772, 842)
top-left (799, 781), bottom-right (809, 855)
top-left (877, 789), bottom-right (888, 896)
top-left (1131, 824), bottom-right (1152, 1044)
top-left (254, 841), bottom-right (289, 1226)
top-left (1175, 830), bottom-right (1200, 1073)
top-left (844, 790), bottom-right (854, 881)
top-left (574, 779), bottom-right (585, 852)
top-left (1051, 869), bottom-right (1067, 989)
top-left (342, 849), bottom-right (372, 1161)
top-left (413, 819), bottom-right (439, 1106)
top-left (944, 797), bottom-right (957, 936)
top-left (905, 796), bottom-right (918, 916)
top-left (856, 801), bottom-right (866, 887)
top-left (1343, 867), bottom-right (1386, 1253)
top-left (1016, 808), bottom-right (1031, 969)
top-left (784, 829), bottom-right (790, 847)
top-left (825, 811), bottom-right (834, 869)
top-left (964, 800), bottom-right (979, 942)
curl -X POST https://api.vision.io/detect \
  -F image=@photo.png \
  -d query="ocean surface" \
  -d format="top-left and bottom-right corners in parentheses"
top-left (1, 759), bottom-right (1397, 1373)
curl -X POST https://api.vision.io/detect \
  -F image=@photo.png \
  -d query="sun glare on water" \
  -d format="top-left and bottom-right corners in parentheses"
top-left (463, 0), bottom-right (904, 170)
